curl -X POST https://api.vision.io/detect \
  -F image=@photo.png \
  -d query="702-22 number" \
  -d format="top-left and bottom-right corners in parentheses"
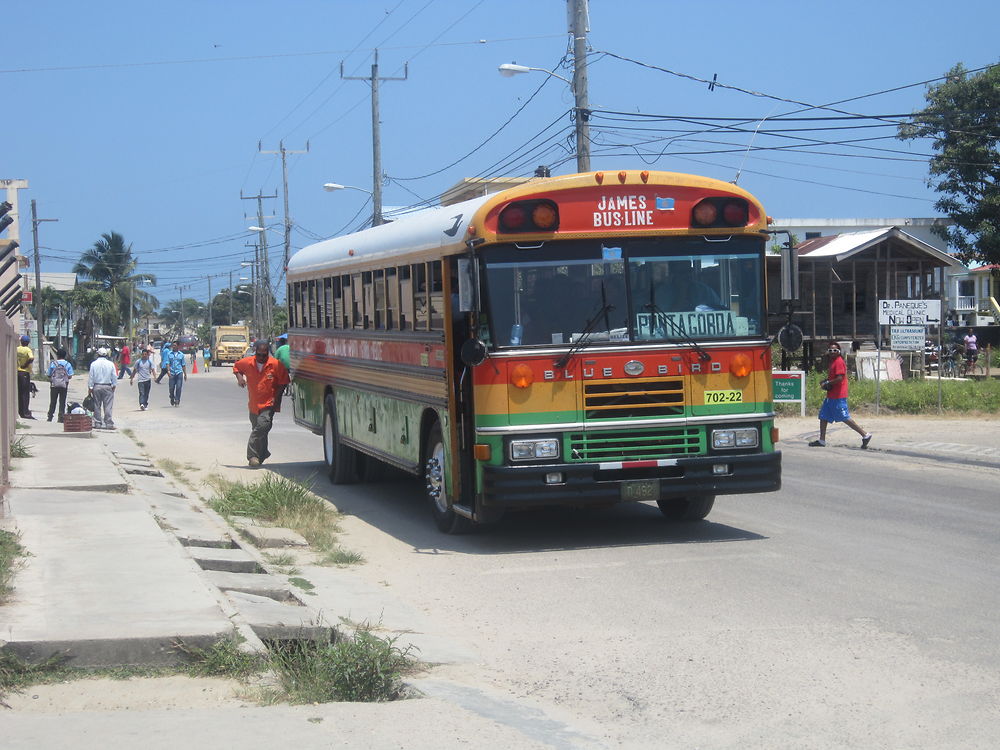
top-left (704, 390), bottom-right (743, 404)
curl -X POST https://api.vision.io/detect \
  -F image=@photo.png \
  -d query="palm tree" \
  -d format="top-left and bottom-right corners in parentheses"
top-left (70, 287), bottom-right (115, 351)
top-left (73, 232), bottom-right (156, 334)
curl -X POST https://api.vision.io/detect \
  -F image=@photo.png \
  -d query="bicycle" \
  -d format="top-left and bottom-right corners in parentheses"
top-left (940, 346), bottom-right (960, 378)
top-left (960, 352), bottom-right (985, 378)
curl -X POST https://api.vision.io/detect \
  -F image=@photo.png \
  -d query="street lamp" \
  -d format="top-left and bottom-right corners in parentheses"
top-left (497, 63), bottom-right (571, 85)
top-left (322, 182), bottom-right (374, 195)
top-left (498, 55), bottom-right (590, 172)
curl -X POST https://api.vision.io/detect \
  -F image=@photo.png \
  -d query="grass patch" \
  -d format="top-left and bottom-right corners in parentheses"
top-left (1, 628), bottom-right (414, 706)
top-left (209, 475), bottom-right (354, 566)
top-left (0, 652), bottom-right (68, 706)
top-left (10, 436), bottom-right (32, 459)
top-left (121, 428), bottom-right (136, 439)
top-left (263, 551), bottom-right (297, 567)
top-left (0, 530), bottom-right (27, 604)
top-left (319, 547), bottom-right (366, 567)
top-left (175, 637), bottom-right (268, 681)
top-left (270, 626), bottom-right (415, 703)
top-left (794, 371), bottom-right (1000, 414)
top-left (157, 458), bottom-right (192, 487)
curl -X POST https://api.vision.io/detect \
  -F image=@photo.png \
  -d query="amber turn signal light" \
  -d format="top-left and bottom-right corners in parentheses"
top-left (510, 363), bottom-right (534, 389)
top-left (730, 353), bottom-right (752, 378)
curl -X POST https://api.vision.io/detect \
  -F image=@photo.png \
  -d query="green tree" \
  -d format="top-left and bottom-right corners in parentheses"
top-left (211, 287), bottom-right (253, 326)
top-left (73, 232), bottom-right (157, 333)
top-left (69, 287), bottom-right (115, 350)
top-left (898, 63), bottom-right (1000, 264)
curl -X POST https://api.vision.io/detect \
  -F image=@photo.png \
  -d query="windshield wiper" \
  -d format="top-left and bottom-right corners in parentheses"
top-left (645, 298), bottom-right (711, 362)
top-left (554, 302), bottom-right (615, 370)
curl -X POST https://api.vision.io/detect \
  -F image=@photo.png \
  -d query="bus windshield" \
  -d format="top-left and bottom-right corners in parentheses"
top-left (482, 236), bottom-right (764, 347)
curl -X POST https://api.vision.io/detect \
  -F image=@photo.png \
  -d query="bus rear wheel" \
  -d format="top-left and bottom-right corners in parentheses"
top-left (656, 495), bottom-right (716, 521)
top-left (424, 422), bottom-right (472, 534)
top-left (323, 394), bottom-right (358, 484)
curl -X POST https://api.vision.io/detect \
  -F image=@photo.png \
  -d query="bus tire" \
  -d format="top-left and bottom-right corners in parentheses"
top-left (424, 421), bottom-right (472, 534)
top-left (323, 394), bottom-right (358, 484)
top-left (357, 452), bottom-right (385, 483)
top-left (656, 495), bottom-right (715, 521)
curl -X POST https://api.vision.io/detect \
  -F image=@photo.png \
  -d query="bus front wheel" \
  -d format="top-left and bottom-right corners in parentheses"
top-left (656, 495), bottom-right (716, 521)
top-left (323, 394), bottom-right (358, 484)
top-left (424, 422), bottom-right (472, 534)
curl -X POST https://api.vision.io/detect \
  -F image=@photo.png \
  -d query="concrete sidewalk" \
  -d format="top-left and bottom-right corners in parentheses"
top-left (776, 412), bottom-right (1000, 468)
top-left (2, 416), bottom-right (237, 666)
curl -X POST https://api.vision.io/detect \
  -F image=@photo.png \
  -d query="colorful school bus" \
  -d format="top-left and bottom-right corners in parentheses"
top-left (286, 170), bottom-right (781, 532)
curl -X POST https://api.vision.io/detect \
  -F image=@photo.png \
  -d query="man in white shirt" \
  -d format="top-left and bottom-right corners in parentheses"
top-left (88, 347), bottom-right (118, 429)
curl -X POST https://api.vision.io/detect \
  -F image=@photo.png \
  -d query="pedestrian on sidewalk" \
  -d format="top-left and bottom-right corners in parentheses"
top-left (130, 347), bottom-right (154, 410)
top-left (164, 340), bottom-right (188, 406)
top-left (233, 340), bottom-right (290, 467)
top-left (810, 341), bottom-right (872, 449)
top-left (46, 347), bottom-right (74, 422)
top-left (116, 340), bottom-right (133, 380)
top-left (16, 334), bottom-right (35, 419)
top-left (155, 340), bottom-right (172, 384)
top-left (88, 347), bottom-right (118, 430)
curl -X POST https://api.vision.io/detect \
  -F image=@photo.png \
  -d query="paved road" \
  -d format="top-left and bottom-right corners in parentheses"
top-left (122, 370), bottom-right (1000, 749)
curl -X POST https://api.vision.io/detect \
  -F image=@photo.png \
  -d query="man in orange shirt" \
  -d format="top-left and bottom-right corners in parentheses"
top-left (232, 340), bottom-right (290, 467)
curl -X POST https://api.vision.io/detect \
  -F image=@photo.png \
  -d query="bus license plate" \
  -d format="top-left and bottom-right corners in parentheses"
top-left (621, 479), bottom-right (659, 502)
top-left (704, 389), bottom-right (743, 404)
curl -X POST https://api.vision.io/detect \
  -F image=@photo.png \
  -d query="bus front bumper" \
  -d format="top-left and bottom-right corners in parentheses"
top-left (478, 452), bottom-right (781, 509)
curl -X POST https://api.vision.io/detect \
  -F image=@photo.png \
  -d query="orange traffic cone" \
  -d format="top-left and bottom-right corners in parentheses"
top-left (192, 353), bottom-right (198, 374)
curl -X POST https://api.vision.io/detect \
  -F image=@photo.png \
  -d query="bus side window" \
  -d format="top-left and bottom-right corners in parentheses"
top-left (429, 261), bottom-right (444, 331)
top-left (414, 263), bottom-right (429, 330)
top-left (399, 266), bottom-right (413, 330)
top-left (374, 269), bottom-right (386, 329)
top-left (351, 274), bottom-right (364, 329)
top-left (294, 282), bottom-right (305, 328)
top-left (386, 267), bottom-right (398, 329)
top-left (308, 279), bottom-right (317, 328)
top-left (340, 275), bottom-right (351, 328)
top-left (332, 277), bottom-right (342, 329)
top-left (323, 277), bottom-right (333, 328)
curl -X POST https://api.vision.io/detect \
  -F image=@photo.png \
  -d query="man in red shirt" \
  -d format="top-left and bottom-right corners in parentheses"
top-left (809, 341), bottom-right (872, 448)
top-left (233, 340), bottom-right (290, 467)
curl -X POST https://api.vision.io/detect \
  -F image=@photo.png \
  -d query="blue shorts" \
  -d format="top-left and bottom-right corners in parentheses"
top-left (819, 397), bottom-right (852, 422)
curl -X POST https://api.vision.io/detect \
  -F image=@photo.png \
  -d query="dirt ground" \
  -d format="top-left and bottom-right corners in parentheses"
top-left (4, 675), bottom-right (248, 712)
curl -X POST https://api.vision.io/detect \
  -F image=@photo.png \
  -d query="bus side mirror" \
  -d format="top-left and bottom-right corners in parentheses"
top-left (460, 338), bottom-right (488, 367)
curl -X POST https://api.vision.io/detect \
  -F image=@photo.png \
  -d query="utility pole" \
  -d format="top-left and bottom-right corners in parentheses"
top-left (30, 199), bottom-right (58, 376)
top-left (241, 191), bottom-right (277, 338)
top-left (229, 270), bottom-right (234, 325)
top-left (243, 242), bottom-right (259, 340)
top-left (259, 140), bottom-right (308, 277)
top-left (206, 275), bottom-right (213, 330)
top-left (341, 49), bottom-right (408, 227)
top-left (176, 284), bottom-right (189, 338)
top-left (569, 0), bottom-right (591, 172)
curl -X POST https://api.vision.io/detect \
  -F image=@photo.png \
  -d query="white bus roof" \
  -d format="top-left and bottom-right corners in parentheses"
top-left (287, 194), bottom-right (491, 277)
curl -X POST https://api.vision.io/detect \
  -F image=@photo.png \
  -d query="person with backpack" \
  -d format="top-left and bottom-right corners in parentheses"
top-left (47, 347), bottom-right (75, 422)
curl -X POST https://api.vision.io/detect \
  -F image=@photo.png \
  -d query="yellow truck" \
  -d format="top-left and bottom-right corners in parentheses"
top-left (211, 325), bottom-right (250, 366)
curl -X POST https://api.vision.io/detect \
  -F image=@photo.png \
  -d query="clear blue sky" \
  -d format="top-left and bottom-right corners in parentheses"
top-left (6, 0), bottom-right (998, 309)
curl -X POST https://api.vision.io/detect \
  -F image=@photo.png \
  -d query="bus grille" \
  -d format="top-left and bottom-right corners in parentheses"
top-left (583, 378), bottom-right (685, 420)
top-left (567, 427), bottom-right (702, 462)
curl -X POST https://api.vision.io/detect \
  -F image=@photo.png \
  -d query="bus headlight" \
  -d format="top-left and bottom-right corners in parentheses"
top-left (712, 428), bottom-right (759, 449)
top-left (510, 438), bottom-right (560, 461)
